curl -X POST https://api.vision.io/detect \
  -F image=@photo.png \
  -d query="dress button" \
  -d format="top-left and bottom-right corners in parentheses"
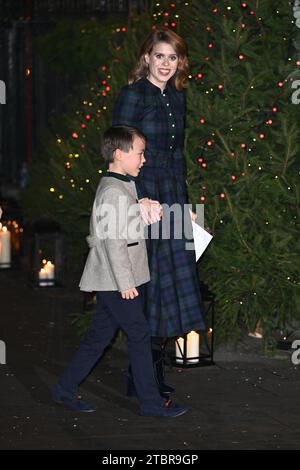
top-left (170, 145), bottom-right (173, 149)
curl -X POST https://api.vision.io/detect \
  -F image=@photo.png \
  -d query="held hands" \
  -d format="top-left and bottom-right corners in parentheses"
top-left (189, 208), bottom-right (197, 222)
top-left (139, 198), bottom-right (163, 225)
top-left (121, 287), bottom-right (139, 300)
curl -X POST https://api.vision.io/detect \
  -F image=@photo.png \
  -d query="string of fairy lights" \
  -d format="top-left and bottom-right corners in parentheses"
top-left (44, 1), bottom-right (300, 302)
top-left (48, 1), bottom-right (298, 206)
top-left (47, 2), bottom-right (188, 200)
top-left (188, 2), bottom-right (298, 207)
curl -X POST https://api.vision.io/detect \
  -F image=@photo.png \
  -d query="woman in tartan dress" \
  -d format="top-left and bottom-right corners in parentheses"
top-left (112, 28), bottom-right (205, 396)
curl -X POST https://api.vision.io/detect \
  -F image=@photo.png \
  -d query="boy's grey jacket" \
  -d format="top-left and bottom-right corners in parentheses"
top-left (79, 172), bottom-right (150, 292)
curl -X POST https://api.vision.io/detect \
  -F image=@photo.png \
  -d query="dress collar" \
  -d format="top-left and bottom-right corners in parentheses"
top-left (104, 170), bottom-right (131, 182)
top-left (141, 77), bottom-right (171, 94)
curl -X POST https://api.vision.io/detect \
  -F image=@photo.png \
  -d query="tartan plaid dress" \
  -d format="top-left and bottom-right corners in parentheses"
top-left (112, 77), bottom-right (205, 337)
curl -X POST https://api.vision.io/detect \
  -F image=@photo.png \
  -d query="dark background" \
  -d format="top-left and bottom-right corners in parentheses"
top-left (0, 0), bottom-right (147, 198)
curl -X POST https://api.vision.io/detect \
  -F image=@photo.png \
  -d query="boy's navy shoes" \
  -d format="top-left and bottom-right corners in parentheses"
top-left (140, 401), bottom-right (188, 418)
top-left (52, 384), bottom-right (96, 413)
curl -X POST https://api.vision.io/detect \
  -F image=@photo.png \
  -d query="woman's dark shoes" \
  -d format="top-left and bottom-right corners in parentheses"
top-left (140, 401), bottom-right (188, 418)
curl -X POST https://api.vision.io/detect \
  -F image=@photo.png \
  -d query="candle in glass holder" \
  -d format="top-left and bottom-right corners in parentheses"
top-left (175, 331), bottom-right (200, 364)
top-left (186, 331), bottom-right (200, 363)
top-left (0, 225), bottom-right (11, 268)
top-left (38, 268), bottom-right (48, 286)
top-left (45, 261), bottom-right (55, 286)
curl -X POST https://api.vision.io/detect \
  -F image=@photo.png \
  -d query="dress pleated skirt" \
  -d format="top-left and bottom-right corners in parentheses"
top-left (139, 165), bottom-right (206, 338)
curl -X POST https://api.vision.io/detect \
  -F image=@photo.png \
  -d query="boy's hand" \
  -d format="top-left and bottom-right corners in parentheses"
top-left (139, 198), bottom-right (162, 224)
top-left (121, 287), bottom-right (139, 300)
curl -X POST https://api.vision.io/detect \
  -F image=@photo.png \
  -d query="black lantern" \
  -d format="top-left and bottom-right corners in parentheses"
top-left (30, 221), bottom-right (64, 287)
top-left (172, 282), bottom-right (215, 368)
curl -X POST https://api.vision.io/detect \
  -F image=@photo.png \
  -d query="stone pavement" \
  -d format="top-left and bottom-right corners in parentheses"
top-left (1, 268), bottom-right (300, 450)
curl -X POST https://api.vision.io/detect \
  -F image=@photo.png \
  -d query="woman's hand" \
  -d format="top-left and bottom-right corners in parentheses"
top-left (189, 209), bottom-right (197, 222)
top-left (139, 198), bottom-right (162, 224)
top-left (121, 287), bottom-right (139, 300)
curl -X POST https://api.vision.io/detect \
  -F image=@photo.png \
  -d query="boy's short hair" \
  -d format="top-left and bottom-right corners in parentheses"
top-left (102, 125), bottom-right (146, 164)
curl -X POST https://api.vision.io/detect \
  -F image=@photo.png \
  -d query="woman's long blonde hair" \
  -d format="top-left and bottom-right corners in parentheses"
top-left (129, 28), bottom-right (189, 91)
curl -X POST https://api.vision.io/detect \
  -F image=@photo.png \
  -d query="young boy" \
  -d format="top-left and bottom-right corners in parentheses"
top-left (52, 125), bottom-right (188, 417)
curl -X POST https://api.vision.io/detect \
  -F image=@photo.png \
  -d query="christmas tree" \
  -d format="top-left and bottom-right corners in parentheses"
top-left (182, 0), bottom-right (300, 345)
top-left (24, 1), bottom-right (300, 346)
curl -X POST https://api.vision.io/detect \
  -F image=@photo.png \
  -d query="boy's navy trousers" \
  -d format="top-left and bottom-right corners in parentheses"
top-left (58, 285), bottom-right (162, 407)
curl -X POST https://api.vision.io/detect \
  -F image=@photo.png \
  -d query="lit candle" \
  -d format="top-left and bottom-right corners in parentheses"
top-left (175, 331), bottom-right (200, 364)
top-left (38, 268), bottom-right (48, 286)
top-left (45, 261), bottom-right (55, 285)
top-left (186, 331), bottom-right (200, 363)
top-left (0, 225), bottom-right (11, 268)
